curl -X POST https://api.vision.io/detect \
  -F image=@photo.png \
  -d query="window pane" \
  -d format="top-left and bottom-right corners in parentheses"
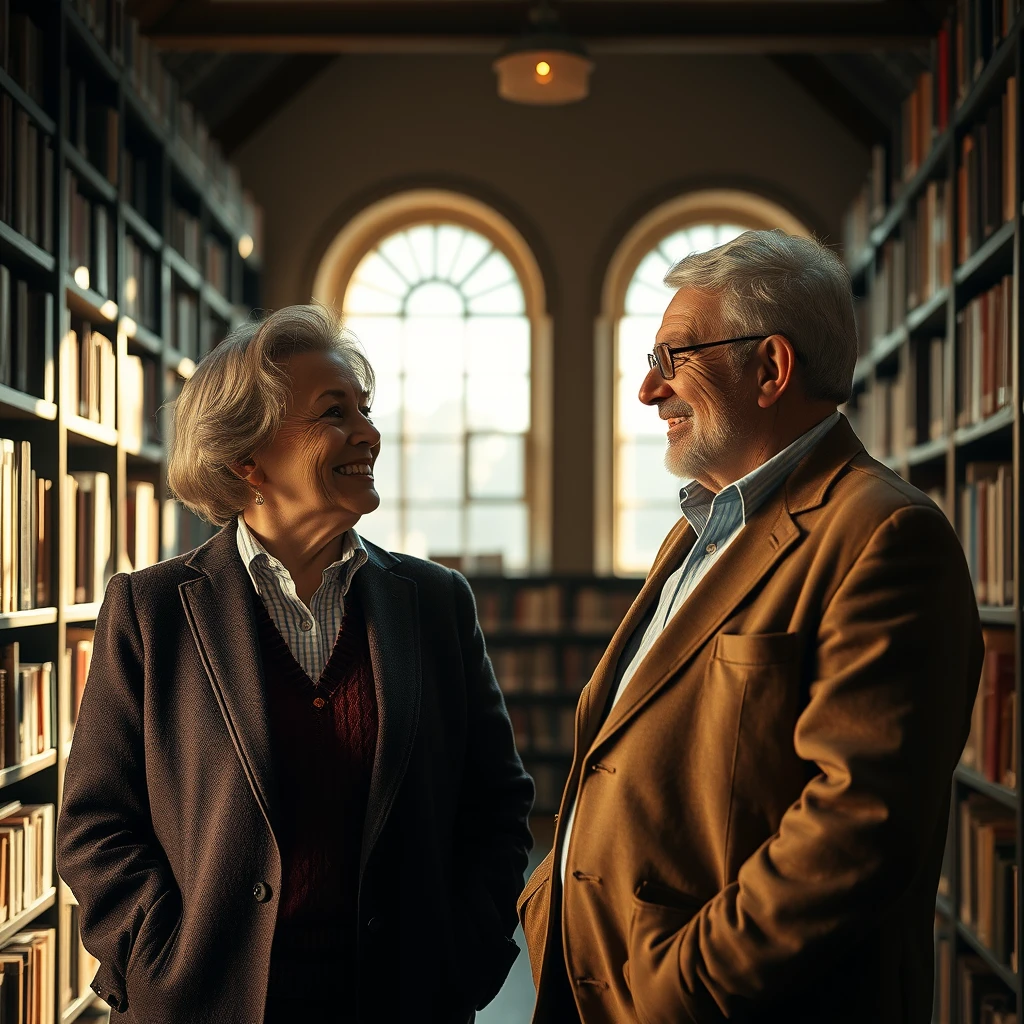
top-left (367, 372), bottom-right (401, 434)
top-left (624, 278), bottom-right (671, 315)
top-left (469, 434), bottom-right (524, 499)
top-left (468, 502), bottom-right (528, 571)
top-left (378, 232), bottom-right (422, 285)
top-left (404, 371), bottom-right (463, 434)
top-left (467, 283), bottom-right (525, 315)
top-left (351, 251), bottom-right (408, 297)
top-left (466, 317), bottom-right (530, 376)
top-left (407, 224), bottom-right (436, 279)
top-left (404, 315), bottom-right (465, 375)
top-left (449, 233), bottom-right (492, 285)
top-left (405, 505), bottom-right (462, 561)
top-left (407, 280), bottom-right (464, 316)
top-left (616, 506), bottom-right (682, 575)
top-left (405, 440), bottom-right (462, 501)
top-left (369, 437), bottom-right (400, 498)
top-left (345, 281), bottom-right (403, 315)
top-left (634, 249), bottom-right (671, 291)
top-left (617, 316), bottom-right (662, 437)
top-left (617, 440), bottom-right (682, 504)
top-left (436, 225), bottom-right (465, 280)
top-left (467, 373), bottom-right (529, 432)
top-left (461, 250), bottom-right (514, 297)
top-left (356, 503), bottom-right (401, 552)
top-left (344, 315), bottom-right (402, 371)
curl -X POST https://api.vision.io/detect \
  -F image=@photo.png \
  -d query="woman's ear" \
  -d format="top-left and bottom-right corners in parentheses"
top-left (229, 460), bottom-right (265, 487)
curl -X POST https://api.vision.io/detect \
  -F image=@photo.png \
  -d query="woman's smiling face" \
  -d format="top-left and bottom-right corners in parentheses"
top-left (254, 349), bottom-right (382, 527)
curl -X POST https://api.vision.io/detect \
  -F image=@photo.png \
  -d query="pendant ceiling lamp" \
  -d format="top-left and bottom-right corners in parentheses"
top-left (493, 1), bottom-right (593, 106)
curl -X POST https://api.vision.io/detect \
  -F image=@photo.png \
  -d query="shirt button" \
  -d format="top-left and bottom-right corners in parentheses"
top-left (313, 696), bottom-right (326, 709)
top-left (299, 620), bottom-right (313, 631)
top-left (706, 542), bottom-right (717, 554)
top-left (252, 882), bottom-right (271, 902)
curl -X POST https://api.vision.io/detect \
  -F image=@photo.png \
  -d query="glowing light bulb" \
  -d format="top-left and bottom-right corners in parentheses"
top-left (74, 266), bottom-right (90, 290)
top-left (238, 234), bottom-right (254, 259)
top-left (535, 61), bottom-right (551, 77)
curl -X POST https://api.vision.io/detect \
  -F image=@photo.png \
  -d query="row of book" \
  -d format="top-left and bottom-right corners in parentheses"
top-left (868, 237), bottom-right (909, 342)
top-left (473, 583), bottom-right (641, 635)
top-left (170, 205), bottom-right (201, 267)
top-left (899, 27), bottom-right (951, 186)
top-left (62, 472), bottom-right (112, 607)
top-left (958, 76), bottom-right (1018, 263)
top-left (959, 792), bottom-right (1017, 967)
top-left (955, 275), bottom-right (1014, 429)
top-left (0, 440), bottom-right (52, 614)
top-left (59, 899), bottom-right (98, 1015)
top-left (0, 646), bottom-right (53, 769)
top-left (904, 180), bottom-right (951, 313)
top-left (962, 627), bottom-right (1016, 788)
top-left (65, 70), bottom-right (119, 189)
top-left (508, 705), bottom-right (575, 756)
top-left (491, 645), bottom-right (607, 695)
top-left (0, 801), bottom-right (54, 924)
top-left (936, 933), bottom-right (1020, 1023)
top-left (125, 480), bottom-right (160, 572)
top-left (953, 0), bottom-right (1021, 107)
top-left (169, 281), bottom-right (199, 359)
top-left (959, 461), bottom-right (1014, 608)
top-left (0, 268), bottom-right (52, 400)
top-left (67, 319), bottom-right (115, 428)
top-left (66, 172), bottom-right (116, 302)
top-left (120, 353), bottom-right (160, 451)
top-left (0, 102), bottom-right (54, 255)
top-left (0, 926), bottom-right (55, 1024)
top-left (0, 5), bottom-right (44, 110)
top-left (122, 233), bottom-right (158, 333)
top-left (64, 628), bottom-right (94, 734)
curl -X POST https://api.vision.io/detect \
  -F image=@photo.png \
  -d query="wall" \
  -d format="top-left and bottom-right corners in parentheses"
top-left (236, 51), bottom-right (868, 572)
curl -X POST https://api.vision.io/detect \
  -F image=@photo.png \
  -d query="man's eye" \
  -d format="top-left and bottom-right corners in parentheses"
top-left (323, 406), bottom-right (343, 417)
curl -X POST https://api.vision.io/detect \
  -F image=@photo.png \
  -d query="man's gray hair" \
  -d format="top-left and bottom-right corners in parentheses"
top-left (663, 229), bottom-right (857, 404)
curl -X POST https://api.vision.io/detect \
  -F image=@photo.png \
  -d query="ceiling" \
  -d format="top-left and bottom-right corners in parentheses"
top-left (126, 0), bottom-right (946, 153)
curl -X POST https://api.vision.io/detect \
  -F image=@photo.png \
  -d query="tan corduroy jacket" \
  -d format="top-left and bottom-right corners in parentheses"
top-left (519, 414), bottom-right (983, 1024)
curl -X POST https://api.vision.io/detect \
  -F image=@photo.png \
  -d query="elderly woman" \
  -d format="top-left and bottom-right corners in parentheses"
top-left (55, 303), bottom-right (534, 1024)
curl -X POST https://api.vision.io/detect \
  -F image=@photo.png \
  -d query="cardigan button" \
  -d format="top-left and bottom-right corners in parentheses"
top-left (252, 882), bottom-right (271, 902)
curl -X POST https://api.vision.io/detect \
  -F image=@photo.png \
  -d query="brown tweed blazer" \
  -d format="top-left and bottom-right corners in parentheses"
top-left (520, 413), bottom-right (983, 1024)
top-left (56, 522), bottom-right (533, 1024)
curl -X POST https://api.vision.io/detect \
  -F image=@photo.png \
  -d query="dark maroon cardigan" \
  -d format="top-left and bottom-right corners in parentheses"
top-left (252, 590), bottom-right (378, 1005)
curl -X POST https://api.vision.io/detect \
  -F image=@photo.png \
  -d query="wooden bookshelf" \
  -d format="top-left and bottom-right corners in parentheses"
top-left (0, 1), bottom-right (264, 1021)
top-left (465, 575), bottom-right (643, 817)
top-left (843, 4), bottom-right (1024, 1020)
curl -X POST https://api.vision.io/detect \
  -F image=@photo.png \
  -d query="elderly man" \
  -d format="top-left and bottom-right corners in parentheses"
top-left (518, 229), bottom-right (982, 1023)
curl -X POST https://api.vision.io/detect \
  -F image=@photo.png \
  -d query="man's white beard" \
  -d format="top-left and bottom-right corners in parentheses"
top-left (664, 387), bottom-right (756, 482)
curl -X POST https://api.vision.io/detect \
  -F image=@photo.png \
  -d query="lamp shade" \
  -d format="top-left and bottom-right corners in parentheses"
top-left (493, 31), bottom-right (593, 105)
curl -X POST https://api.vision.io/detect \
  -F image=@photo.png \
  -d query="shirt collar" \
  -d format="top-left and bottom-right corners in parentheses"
top-left (678, 410), bottom-right (840, 527)
top-left (235, 514), bottom-right (368, 596)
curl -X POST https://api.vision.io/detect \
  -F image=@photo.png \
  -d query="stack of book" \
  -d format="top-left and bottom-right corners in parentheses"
top-left (962, 627), bottom-right (1017, 787)
top-left (955, 276), bottom-right (1014, 428)
top-left (0, 269), bottom-right (53, 399)
top-left (958, 461), bottom-right (1014, 607)
top-left (63, 628), bottom-right (94, 741)
top-left (0, 439), bottom-right (52, 614)
top-left (0, 644), bottom-right (54, 767)
top-left (62, 472), bottom-right (112, 607)
top-left (67, 321), bottom-right (116, 429)
top-left (0, 800), bottom-right (55, 918)
top-left (0, 926), bottom-right (56, 1024)
top-left (66, 173), bottom-right (116, 301)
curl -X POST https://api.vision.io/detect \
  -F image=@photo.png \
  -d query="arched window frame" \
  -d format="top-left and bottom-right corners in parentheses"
top-left (594, 189), bottom-right (811, 575)
top-left (313, 189), bottom-right (553, 572)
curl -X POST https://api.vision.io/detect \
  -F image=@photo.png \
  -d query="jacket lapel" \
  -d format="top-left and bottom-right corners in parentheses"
top-left (352, 544), bottom-right (422, 880)
top-left (179, 522), bottom-right (279, 833)
top-left (590, 413), bottom-right (866, 752)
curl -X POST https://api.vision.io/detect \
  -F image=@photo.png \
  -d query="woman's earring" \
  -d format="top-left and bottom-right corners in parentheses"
top-left (254, 488), bottom-right (265, 506)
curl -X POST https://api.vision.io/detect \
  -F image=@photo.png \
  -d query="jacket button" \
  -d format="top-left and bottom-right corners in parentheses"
top-left (367, 916), bottom-right (385, 935)
top-left (253, 882), bottom-right (271, 902)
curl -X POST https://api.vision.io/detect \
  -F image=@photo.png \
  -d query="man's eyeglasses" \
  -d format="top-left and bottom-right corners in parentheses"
top-left (647, 334), bottom-right (800, 381)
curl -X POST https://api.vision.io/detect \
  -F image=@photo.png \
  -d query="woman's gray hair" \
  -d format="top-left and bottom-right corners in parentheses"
top-left (166, 302), bottom-right (375, 526)
top-left (663, 229), bottom-right (857, 404)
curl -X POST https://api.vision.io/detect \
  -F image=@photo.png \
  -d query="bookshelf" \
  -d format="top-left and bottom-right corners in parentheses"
top-left (843, 3), bottom-right (1023, 1021)
top-left (464, 576), bottom-right (643, 817)
top-left (0, 0), bottom-right (263, 1021)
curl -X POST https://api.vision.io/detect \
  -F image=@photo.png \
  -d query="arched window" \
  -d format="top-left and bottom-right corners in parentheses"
top-left (595, 190), bottom-right (811, 576)
top-left (313, 191), bottom-right (551, 573)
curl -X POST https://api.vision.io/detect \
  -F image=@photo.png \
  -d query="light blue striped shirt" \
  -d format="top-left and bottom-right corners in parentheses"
top-left (235, 515), bottom-right (367, 681)
top-left (559, 409), bottom-right (840, 883)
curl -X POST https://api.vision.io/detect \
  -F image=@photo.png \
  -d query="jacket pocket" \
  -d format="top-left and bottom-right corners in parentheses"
top-left (124, 886), bottom-right (183, 983)
top-left (517, 849), bottom-right (554, 988)
top-left (627, 881), bottom-right (703, 1024)
top-left (714, 630), bottom-right (800, 666)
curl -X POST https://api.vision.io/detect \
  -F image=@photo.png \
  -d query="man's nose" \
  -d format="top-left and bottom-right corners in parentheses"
top-left (639, 365), bottom-right (673, 406)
